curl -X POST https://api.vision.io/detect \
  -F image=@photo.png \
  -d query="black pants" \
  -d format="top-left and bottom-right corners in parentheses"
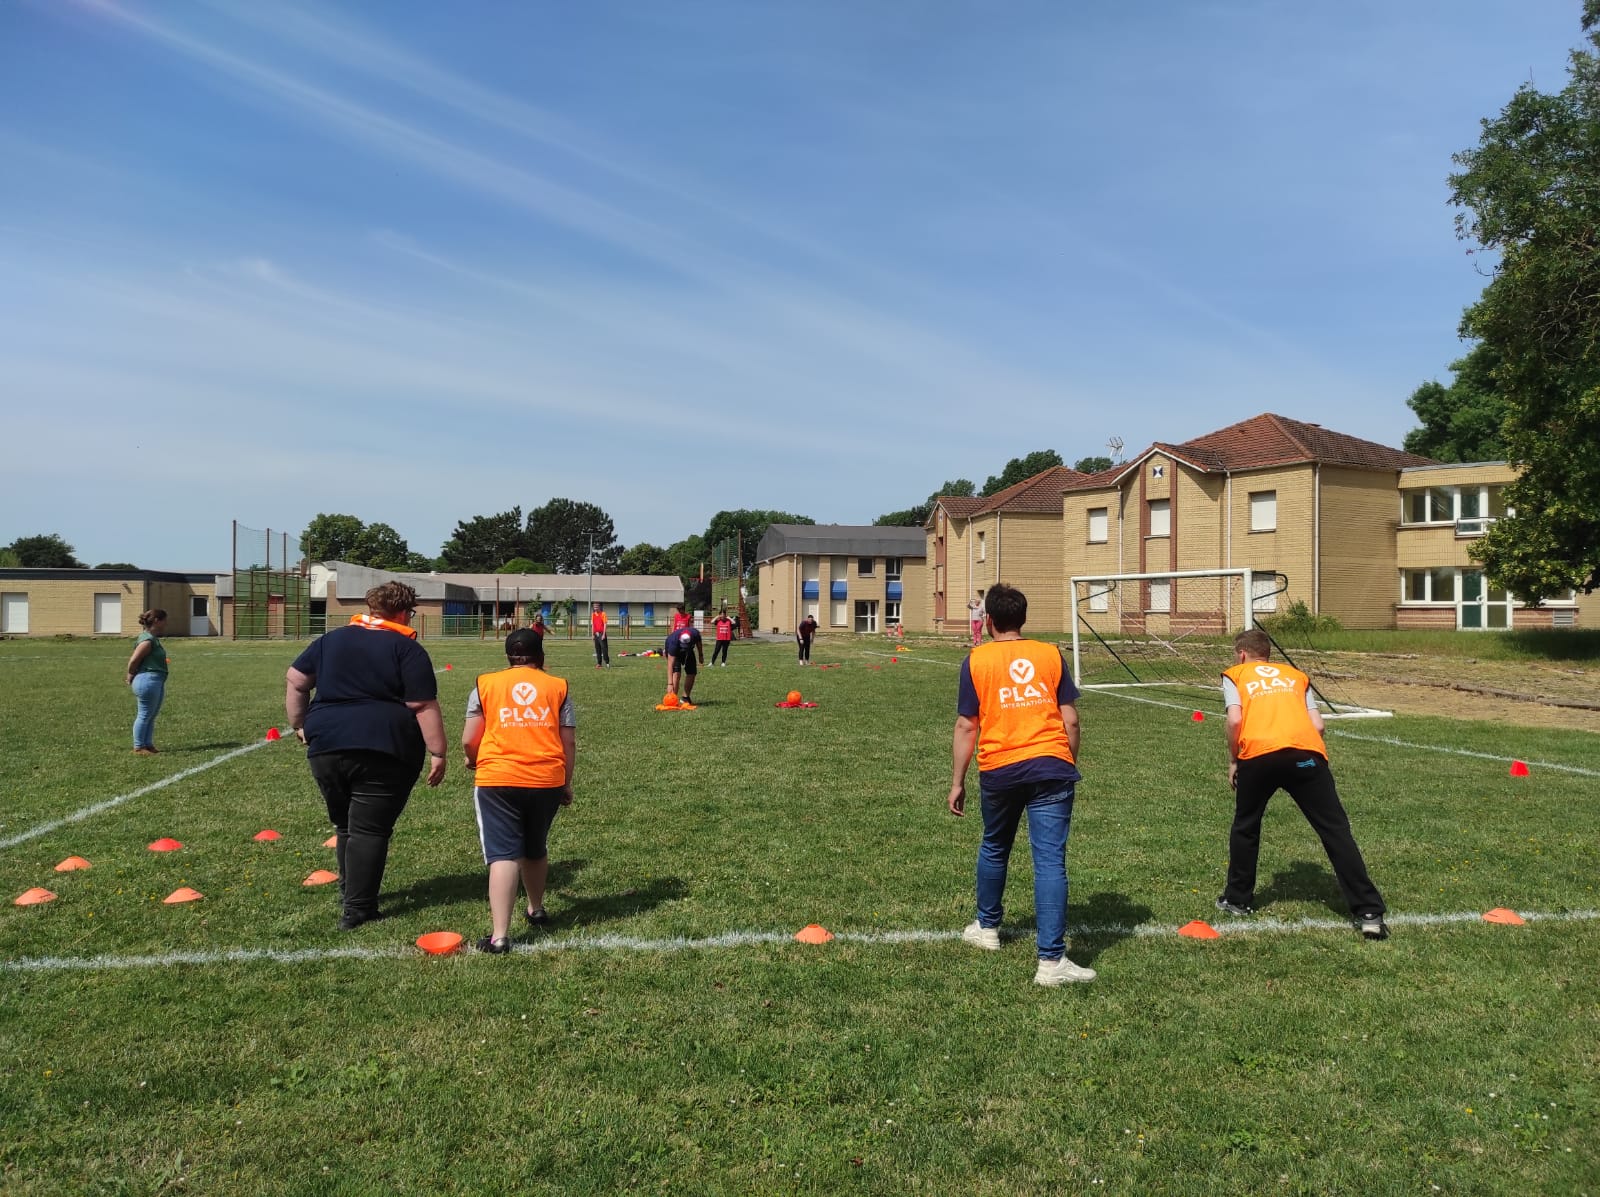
top-left (593, 633), bottom-right (609, 665)
top-left (309, 750), bottom-right (421, 919)
top-left (797, 636), bottom-right (812, 662)
top-left (1224, 748), bottom-right (1385, 916)
top-left (711, 639), bottom-right (729, 665)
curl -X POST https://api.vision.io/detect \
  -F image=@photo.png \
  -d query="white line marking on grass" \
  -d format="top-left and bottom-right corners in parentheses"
top-left (1088, 687), bottom-right (1600, 777)
top-left (860, 651), bottom-right (957, 666)
top-left (0, 741), bottom-right (271, 851)
top-left (1326, 731), bottom-right (1600, 778)
top-left (6, 909), bottom-right (1597, 973)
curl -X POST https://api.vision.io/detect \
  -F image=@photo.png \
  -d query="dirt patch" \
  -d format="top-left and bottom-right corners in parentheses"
top-left (1298, 654), bottom-right (1600, 734)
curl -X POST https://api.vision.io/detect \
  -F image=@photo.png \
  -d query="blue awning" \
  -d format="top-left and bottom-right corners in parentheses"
top-left (887, 582), bottom-right (903, 600)
top-left (830, 581), bottom-right (847, 600)
top-left (802, 581), bottom-right (820, 600)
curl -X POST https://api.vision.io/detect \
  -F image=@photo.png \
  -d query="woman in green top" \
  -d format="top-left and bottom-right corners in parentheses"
top-left (125, 608), bottom-right (169, 755)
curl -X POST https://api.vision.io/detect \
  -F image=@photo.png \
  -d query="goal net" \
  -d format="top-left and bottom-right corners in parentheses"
top-left (1069, 569), bottom-right (1389, 718)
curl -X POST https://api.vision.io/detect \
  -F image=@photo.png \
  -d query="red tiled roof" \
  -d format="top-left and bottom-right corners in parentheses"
top-left (1173, 413), bottom-right (1434, 471)
top-left (934, 495), bottom-right (984, 518)
top-left (975, 465), bottom-right (1089, 514)
top-left (1064, 413), bottom-right (1432, 491)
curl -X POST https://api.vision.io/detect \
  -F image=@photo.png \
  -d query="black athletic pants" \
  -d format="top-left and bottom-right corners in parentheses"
top-left (309, 749), bottom-right (421, 920)
top-left (1224, 748), bottom-right (1385, 916)
top-left (593, 633), bottom-right (610, 665)
top-left (711, 639), bottom-right (729, 665)
top-left (797, 635), bottom-right (812, 663)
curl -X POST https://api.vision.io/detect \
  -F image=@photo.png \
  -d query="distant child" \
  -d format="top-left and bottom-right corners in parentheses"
top-left (796, 614), bottom-right (818, 664)
top-left (711, 612), bottom-right (733, 666)
top-left (591, 604), bottom-right (610, 668)
top-left (1217, 629), bottom-right (1388, 940)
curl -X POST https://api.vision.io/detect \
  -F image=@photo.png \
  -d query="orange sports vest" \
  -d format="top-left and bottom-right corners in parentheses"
top-left (472, 667), bottom-right (570, 788)
top-left (967, 640), bottom-right (1075, 773)
top-left (592, 611), bottom-right (607, 636)
top-left (1223, 661), bottom-right (1327, 760)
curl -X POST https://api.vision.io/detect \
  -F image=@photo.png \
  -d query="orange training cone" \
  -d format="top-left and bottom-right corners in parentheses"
top-left (265, 727), bottom-right (282, 741)
top-left (323, 834), bottom-right (339, 848)
top-left (303, 870), bottom-right (339, 887)
top-left (163, 887), bottom-right (203, 904)
top-left (14, 887), bottom-right (57, 906)
top-left (416, 930), bottom-right (464, 955)
top-left (1179, 920), bottom-right (1220, 939)
top-left (1509, 760), bottom-right (1530, 777)
top-left (54, 856), bottom-right (92, 872)
top-left (444, 664), bottom-right (453, 671)
top-left (1482, 907), bottom-right (1527, 925)
top-left (794, 923), bottom-right (834, 944)
top-left (1192, 711), bottom-right (1205, 722)
top-left (890, 657), bottom-right (898, 663)
top-left (253, 829), bottom-right (281, 842)
top-left (147, 838), bottom-right (183, 852)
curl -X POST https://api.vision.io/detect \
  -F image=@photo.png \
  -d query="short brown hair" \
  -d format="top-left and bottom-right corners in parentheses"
top-left (984, 584), bottom-right (1027, 632)
top-left (137, 608), bottom-right (167, 629)
top-left (1233, 629), bottom-right (1271, 659)
top-left (365, 581), bottom-right (418, 619)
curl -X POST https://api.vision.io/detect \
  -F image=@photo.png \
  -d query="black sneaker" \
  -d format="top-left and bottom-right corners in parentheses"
top-left (1215, 896), bottom-right (1254, 917)
top-left (337, 910), bottom-right (385, 932)
top-left (525, 908), bottom-right (552, 927)
top-left (476, 935), bottom-right (512, 955)
top-left (1358, 914), bottom-right (1390, 941)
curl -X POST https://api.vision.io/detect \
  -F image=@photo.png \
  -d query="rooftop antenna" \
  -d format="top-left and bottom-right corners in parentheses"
top-left (1107, 436), bottom-right (1125, 463)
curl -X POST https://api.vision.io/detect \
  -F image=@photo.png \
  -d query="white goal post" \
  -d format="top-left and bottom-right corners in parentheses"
top-left (1068, 568), bottom-right (1391, 719)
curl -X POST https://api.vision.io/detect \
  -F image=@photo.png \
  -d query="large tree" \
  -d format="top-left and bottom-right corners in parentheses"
top-left (981, 450), bottom-right (1063, 497)
top-left (617, 542), bottom-right (675, 576)
top-left (1453, 1), bottom-right (1600, 597)
top-left (525, 499), bottom-right (622, 574)
top-left (1073, 455), bottom-right (1114, 475)
top-left (299, 513), bottom-right (366, 563)
top-left (439, 508), bottom-right (525, 572)
top-left (1402, 343), bottom-right (1508, 462)
top-left (6, 533), bottom-right (82, 568)
top-left (702, 509), bottom-right (814, 579)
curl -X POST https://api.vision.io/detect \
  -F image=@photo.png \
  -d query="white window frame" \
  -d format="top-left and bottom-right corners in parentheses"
top-left (854, 599), bottom-right (879, 633)
top-left (1148, 500), bottom-right (1171, 538)
top-left (830, 599), bottom-right (848, 627)
top-left (976, 532), bottom-right (986, 561)
top-left (1147, 578), bottom-right (1171, 613)
top-left (1250, 576), bottom-right (1278, 613)
top-left (883, 599), bottom-right (902, 627)
top-left (884, 557), bottom-right (903, 581)
top-left (857, 557), bottom-right (875, 578)
top-left (1249, 490), bottom-right (1277, 533)
top-left (1086, 581), bottom-right (1109, 613)
top-left (1400, 485), bottom-right (1506, 535)
top-left (0, 593), bottom-right (29, 634)
top-left (1087, 508), bottom-right (1108, 544)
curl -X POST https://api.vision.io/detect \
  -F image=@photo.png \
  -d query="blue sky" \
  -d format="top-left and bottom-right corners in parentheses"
top-left (0, 1), bottom-right (1583, 569)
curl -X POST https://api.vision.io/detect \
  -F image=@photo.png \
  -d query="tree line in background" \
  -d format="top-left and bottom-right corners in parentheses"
top-left (0, 534), bottom-right (134, 570)
top-left (1405, 0), bottom-right (1600, 596)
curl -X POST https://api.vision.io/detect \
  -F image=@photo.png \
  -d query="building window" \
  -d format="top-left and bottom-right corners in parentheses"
top-left (830, 599), bottom-right (848, 626)
top-left (1402, 485), bottom-right (1507, 534)
top-left (1148, 500), bottom-right (1171, 538)
top-left (884, 600), bottom-right (902, 627)
top-left (1087, 508), bottom-right (1108, 543)
top-left (854, 599), bottom-right (879, 633)
top-left (93, 593), bottom-right (123, 635)
top-left (1250, 576), bottom-right (1278, 613)
top-left (1401, 568), bottom-right (1460, 603)
top-left (1249, 491), bottom-right (1277, 532)
top-left (1148, 578), bottom-right (1171, 613)
top-left (858, 557), bottom-right (875, 577)
top-left (1, 593), bottom-right (30, 634)
top-left (885, 557), bottom-right (902, 581)
top-left (1086, 581), bottom-right (1109, 613)
top-left (831, 556), bottom-right (849, 584)
top-left (977, 532), bottom-right (986, 561)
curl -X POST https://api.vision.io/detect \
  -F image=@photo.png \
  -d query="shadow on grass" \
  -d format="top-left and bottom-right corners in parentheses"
top-left (1252, 860), bottom-right (1346, 915)
top-left (1066, 890), bottom-right (1153, 965)
top-left (382, 859), bottom-right (688, 932)
top-left (553, 874), bottom-right (689, 930)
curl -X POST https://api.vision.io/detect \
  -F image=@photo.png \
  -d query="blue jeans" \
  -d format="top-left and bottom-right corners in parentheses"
top-left (976, 780), bottom-right (1075, 959)
top-left (131, 673), bottom-right (166, 749)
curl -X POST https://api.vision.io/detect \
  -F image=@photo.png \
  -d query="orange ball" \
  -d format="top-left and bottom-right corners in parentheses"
top-left (662, 693), bottom-right (680, 708)
top-left (786, 690), bottom-right (802, 705)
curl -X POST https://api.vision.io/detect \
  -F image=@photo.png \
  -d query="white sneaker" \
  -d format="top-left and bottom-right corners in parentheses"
top-left (961, 921), bottom-right (1001, 951)
top-left (1034, 956), bottom-right (1096, 986)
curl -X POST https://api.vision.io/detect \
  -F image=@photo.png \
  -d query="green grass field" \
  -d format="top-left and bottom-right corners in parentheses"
top-left (1, 634), bottom-right (1596, 1195)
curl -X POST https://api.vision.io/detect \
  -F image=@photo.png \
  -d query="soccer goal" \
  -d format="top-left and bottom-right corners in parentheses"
top-left (1068, 569), bottom-right (1391, 718)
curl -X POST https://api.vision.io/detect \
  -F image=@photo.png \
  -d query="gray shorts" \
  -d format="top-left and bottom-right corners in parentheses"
top-left (474, 785), bottom-right (564, 864)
